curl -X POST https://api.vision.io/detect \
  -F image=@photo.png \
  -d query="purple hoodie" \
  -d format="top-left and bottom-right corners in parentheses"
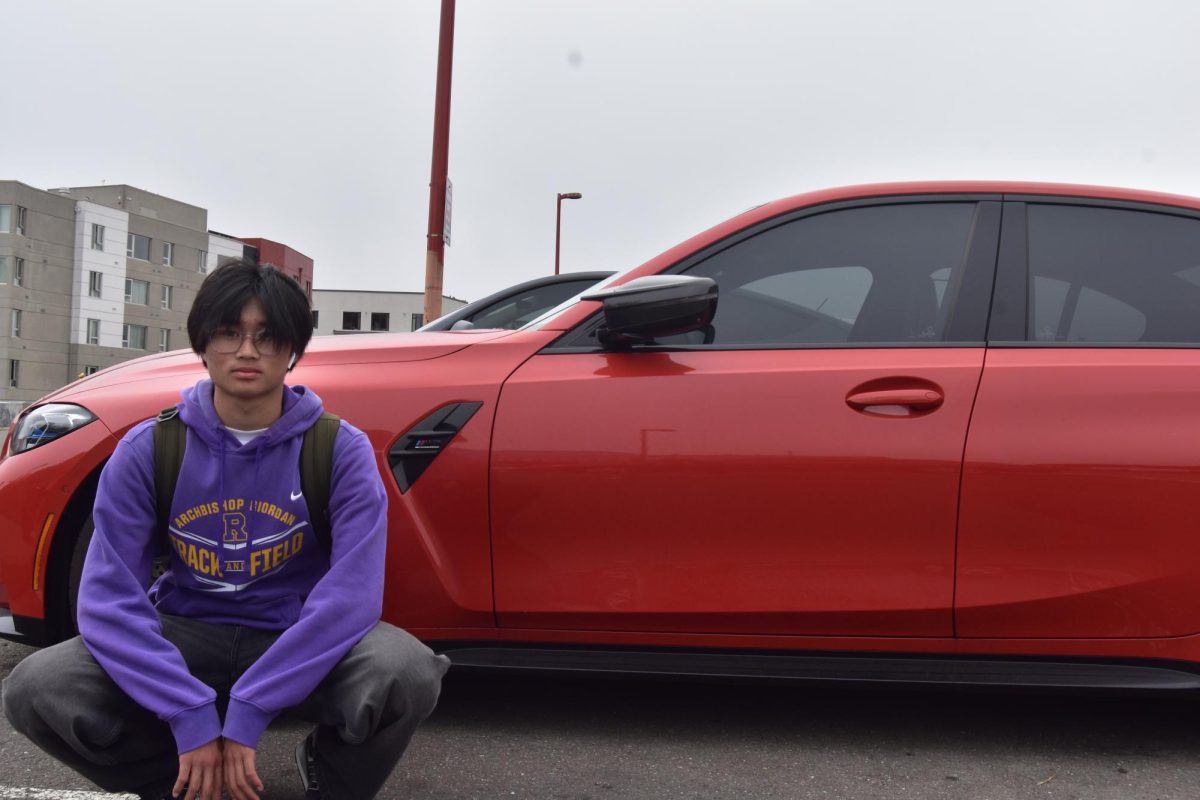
top-left (77, 379), bottom-right (387, 753)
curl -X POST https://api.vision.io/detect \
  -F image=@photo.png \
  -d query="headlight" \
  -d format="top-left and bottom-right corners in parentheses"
top-left (9, 403), bottom-right (97, 455)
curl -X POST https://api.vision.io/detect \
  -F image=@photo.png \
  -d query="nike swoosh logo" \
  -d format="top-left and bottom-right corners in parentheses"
top-left (290, 490), bottom-right (303, 501)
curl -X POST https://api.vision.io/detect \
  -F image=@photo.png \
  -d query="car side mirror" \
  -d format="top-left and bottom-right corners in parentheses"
top-left (582, 275), bottom-right (718, 348)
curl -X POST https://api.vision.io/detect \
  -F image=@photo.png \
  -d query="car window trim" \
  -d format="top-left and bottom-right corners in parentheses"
top-left (547, 341), bottom-right (994, 355)
top-left (986, 341), bottom-right (1200, 349)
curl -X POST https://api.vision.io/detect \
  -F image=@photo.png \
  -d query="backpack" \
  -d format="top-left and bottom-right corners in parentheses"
top-left (152, 407), bottom-right (341, 557)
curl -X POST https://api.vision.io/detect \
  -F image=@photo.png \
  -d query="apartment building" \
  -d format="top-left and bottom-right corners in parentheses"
top-left (0, 181), bottom-right (308, 406)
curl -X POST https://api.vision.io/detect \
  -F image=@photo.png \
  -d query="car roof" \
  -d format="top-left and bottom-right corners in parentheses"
top-left (762, 181), bottom-right (1200, 212)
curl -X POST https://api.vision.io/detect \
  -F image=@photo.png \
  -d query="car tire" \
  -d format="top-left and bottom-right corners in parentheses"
top-left (64, 515), bottom-right (94, 636)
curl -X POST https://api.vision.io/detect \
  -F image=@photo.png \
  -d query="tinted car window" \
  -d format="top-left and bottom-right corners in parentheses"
top-left (425, 273), bottom-right (613, 332)
top-left (1027, 204), bottom-right (1200, 343)
top-left (468, 278), bottom-right (600, 330)
top-left (660, 203), bottom-right (979, 346)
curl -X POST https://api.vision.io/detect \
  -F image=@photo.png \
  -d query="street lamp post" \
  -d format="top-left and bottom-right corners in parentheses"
top-left (555, 192), bottom-right (582, 275)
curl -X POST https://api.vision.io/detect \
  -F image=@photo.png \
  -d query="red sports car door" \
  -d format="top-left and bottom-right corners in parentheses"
top-left (491, 200), bottom-right (999, 637)
top-left (958, 201), bottom-right (1200, 638)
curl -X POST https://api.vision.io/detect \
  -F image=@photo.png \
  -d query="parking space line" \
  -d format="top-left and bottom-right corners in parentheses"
top-left (0, 788), bottom-right (135, 799)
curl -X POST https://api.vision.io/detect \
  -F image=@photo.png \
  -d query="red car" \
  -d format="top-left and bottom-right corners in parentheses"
top-left (4, 181), bottom-right (1200, 691)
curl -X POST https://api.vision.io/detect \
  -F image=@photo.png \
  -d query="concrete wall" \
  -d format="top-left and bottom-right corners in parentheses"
top-left (0, 182), bottom-right (79, 402)
top-left (117, 210), bottom-right (206, 363)
top-left (60, 185), bottom-right (207, 232)
top-left (312, 289), bottom-right (466, 336)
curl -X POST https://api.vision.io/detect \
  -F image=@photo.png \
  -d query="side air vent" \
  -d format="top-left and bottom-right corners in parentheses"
top-left (388, 402), bottom-right (483, 493)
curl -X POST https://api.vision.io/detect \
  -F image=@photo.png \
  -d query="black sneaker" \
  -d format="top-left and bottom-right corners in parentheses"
top-left (295, 729), bottom-right (323, 799)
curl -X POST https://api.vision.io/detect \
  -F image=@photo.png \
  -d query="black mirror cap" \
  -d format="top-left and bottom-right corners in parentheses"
top-left (584, 275), bottom-right (718, 347)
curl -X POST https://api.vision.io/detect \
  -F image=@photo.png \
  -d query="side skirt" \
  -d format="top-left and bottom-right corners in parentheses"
top-left (0, 611), bottom-right (49, 646)
top-left (437, 645), bottom-right (1200, 692)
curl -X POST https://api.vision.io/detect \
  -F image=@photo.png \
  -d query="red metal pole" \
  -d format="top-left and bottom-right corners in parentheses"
top-left (424, 0), bottom-right (455, 324)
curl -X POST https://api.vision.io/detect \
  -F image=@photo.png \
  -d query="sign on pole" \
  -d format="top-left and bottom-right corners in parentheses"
top-left (443, 179), bottom-right (453, 247)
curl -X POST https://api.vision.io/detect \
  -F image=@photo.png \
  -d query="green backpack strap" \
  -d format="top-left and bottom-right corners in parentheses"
top-left (153, 407), bottom-right (186, 554)
top-left (300, 412), bottom-right (340, 557)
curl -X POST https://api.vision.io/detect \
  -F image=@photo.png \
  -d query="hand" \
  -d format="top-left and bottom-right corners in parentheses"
top-left (223, 739), bottom-right (265, 800)
top-left (173, 738), bottom-right (223, 800)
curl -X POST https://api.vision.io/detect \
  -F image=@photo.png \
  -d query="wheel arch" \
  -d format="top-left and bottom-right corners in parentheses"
top-left (44, 459), bottom-right (105, 642)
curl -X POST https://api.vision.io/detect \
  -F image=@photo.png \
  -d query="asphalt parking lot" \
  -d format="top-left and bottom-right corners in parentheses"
top-left (2, 636), bottom-right (1199, 799)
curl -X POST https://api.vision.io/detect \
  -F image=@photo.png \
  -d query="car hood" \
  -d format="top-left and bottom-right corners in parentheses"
top-left (46, 329), bottom-right (517, 405)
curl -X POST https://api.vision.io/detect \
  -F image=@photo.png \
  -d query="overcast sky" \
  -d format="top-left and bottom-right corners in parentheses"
top-left (6, 0), bottom-right (1200, 301)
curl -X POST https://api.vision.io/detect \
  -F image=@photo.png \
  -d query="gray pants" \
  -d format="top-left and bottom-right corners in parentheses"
top-left (1, 615), bottom-right (450, 800)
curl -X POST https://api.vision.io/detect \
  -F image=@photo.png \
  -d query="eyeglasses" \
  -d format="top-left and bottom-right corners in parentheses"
top-left (208, 329), bottom-right (283, 356)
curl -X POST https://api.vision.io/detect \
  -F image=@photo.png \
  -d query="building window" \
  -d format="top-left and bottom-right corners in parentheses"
top-left (161, 284), bottom-right (173, 310)
top-left (312, 310), bottom-right (319, 329)
top-left (9, 360), bottom-right (18, 388)
top-left (342, 311), bottom-right (361, 331)
top-left (89, 271), bottom-right (103, 298)
top-left (162, 241), bottom-right (174, 266)
top-left (0, 256), bottom-right (8, 284)
top-left (410, 313), bottom-right (424, 331)
top-left (122, 323), bottom-right (147, 349)
top-left (13, 258), bottom-right (23, 288)
top-left (83, 365), bottom-right (99, 376)
top-left (127, 233), bottom-right (150, 261)
top-left (87, 318), bottom-right (100, 345)
top-left (91, 223), bottom-right (105, 251)
top-left (159, 329), bottom-right (170, 352)
top-left (0, 205), bottom-right (26, 234)
top-left (198, 250), bottom-right (208, 273)
top-left (124, 278), bottom-right (149, 305)
top-left (371, 312), bottom-right (390, 332)
top-left (10, 310), bottom-right (20, 338)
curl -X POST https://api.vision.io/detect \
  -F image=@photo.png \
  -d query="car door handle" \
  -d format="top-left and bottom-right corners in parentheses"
top-left (845, 388), bottom-right (944, 411)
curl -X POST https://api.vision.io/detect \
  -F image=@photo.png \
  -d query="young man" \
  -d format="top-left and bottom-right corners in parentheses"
top-left (3, 260), bottom-right (449, 800)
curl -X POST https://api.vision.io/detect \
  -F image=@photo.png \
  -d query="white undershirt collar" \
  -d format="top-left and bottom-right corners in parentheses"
top-left (225, 425), bottom-right (268, 446)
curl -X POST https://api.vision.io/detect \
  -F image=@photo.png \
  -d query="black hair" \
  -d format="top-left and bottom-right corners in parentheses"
top-left (187, 258), bottom-right (313, 365)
